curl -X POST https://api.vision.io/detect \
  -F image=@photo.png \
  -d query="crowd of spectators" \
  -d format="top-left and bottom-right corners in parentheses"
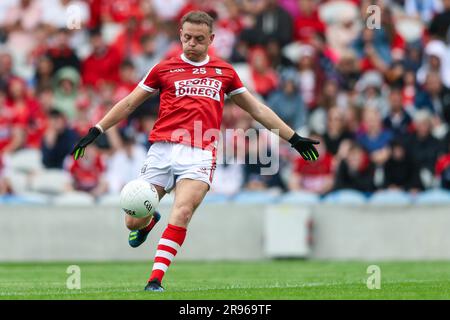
top-left (1, 0), bottom-right (450, 199)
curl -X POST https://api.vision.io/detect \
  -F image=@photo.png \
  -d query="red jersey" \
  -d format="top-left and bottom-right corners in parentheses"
top-left (139, 54), bottom-right (246, 149)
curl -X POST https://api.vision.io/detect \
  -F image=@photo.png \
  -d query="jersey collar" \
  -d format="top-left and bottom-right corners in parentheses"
top-left (181, 53), bottom-right (210, 66)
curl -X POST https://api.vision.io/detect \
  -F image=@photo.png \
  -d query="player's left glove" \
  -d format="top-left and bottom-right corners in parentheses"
top-left (71, 126), bottom-right (102, 160)
top-left (289, 132), bottom-right (320, 161)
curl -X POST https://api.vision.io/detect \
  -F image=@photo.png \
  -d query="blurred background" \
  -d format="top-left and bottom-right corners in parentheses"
top-left (1, 0), bottom-right (450, 262)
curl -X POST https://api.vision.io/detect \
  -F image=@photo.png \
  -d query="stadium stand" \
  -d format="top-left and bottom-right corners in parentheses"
top-left (0, 0), bottom-right (450, 206)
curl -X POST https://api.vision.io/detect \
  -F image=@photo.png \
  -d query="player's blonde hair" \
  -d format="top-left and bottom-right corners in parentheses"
top-left (181, 11), bottom-right (214, 33)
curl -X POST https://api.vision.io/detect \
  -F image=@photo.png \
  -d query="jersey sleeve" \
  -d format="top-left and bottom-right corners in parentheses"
top-left (138, 63), bottom-right (161, 92)
top-left (226, 68), bottom-right (247, 96)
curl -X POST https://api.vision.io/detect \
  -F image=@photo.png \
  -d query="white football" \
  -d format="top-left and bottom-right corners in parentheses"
top-left (120, 179), bottom-right (159, 218)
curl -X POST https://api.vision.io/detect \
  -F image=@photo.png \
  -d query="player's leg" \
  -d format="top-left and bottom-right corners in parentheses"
top-left (145, 178), bottom-right (209, 291)
top-left (126, 184), bottom-right (166, 248)
top-left (127, 143), bottom-right (173, 248)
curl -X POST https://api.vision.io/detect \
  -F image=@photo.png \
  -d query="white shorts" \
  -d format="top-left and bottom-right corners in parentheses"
top-left (139, 142), bottom-right (217, 193)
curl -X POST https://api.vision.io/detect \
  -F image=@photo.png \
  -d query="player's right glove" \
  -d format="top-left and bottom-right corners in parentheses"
top-left (71, 126), bottom-right (102, 160)
top-left (289, 132), bottom-right (320, 161)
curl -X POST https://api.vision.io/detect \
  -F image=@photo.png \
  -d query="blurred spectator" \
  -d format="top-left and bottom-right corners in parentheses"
top-left (333, 142), bottom-right (376, 193)
top-left (33, 55), bottom-right (54, 93)
top-left (383, 87), bottom-right (413, 139)
top-left (111, 14), bottom-right (145, 61)
top-left (248, 47), bottom-right (278, 98)
top-left (428, 0), bottom-right (450, 41)
top-left (357, 107), bottom-right (393, 181)
top-left (5, 77), bottom-right (45, 150)
top-left (153, 0), bottom-right (187, 21)
top-left (293, 0), bottom-right (325, 44)
top-left (52, 66), bottom-right (80, 120)
top-left (355, 71), bottom-right (388, 115)
top-left (242, 130), bottom-right (286, 191)
top-left (133, 34), bottom-right (161, 79)
top-left (344, 105), bottom-right (362, 135)
top-left (352, 28), bottom-right (392, 74)
top-left (408, 110), bottom-right (445, 189)
top-left (3, 0), bottom-right (43, 31)
top-left (46, 28), bottom-right (81, 73)
top-left (417, 40), bottom-right (450, 88)
top-left (357, 107), bottom-right (393, 154)
top-left (105, 128), bottom-right (147, 194)
top-left (0, 51), bottom-right (15, 91)
top-left (266, 69), bottom-right (307, 131)
top-left (81, 29), bottom-right (121, 88)
top-left (404, 0), bottom-right (444, 24)
top-left (402, 69), bottom-right (419, 112)
top-left (415, 72), bottom-right (450, 126)
top-left (41, 109), bottom-right (78, 169)
top-left (383, 139), bottom-right (421, 191)
top-left (308, 78), bottom-right (341, 135)
top-left (295, 44), bottom-right (320, 109)
top-left (435, 139), bottom-right (450, 189)
top-left (334, 50), bottom-right (361, 92)
top-left (65, 144), bottom-right (108, 197)
top-left (211, 162), bottom-right (244, 194)
top-left (243, 0), bottom-right (293, 48)
top-left (0, 85), bottom-right (25, 155)
top-left (323, 106), bottom-right (354, 157)
top-left (289, 134), bottom-right (334, 195)
top-left (0, 156), bottom-right (12, 195)
top-left (113, 60), bottom-right (138, 103)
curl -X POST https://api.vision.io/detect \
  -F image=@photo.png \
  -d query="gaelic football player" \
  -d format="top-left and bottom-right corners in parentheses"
top-left (71, 11), bottom-right (319, 292)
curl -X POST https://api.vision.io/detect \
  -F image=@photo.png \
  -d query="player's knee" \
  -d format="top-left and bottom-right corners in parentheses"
top-left (173, 205), bottom-right (194, 226)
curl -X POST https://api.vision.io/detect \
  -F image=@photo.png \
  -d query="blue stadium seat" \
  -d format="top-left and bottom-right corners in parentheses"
top-left (202, 193), bottom-right (231, 204)
top-left (0, 193), bottom-right (50, 205)
top-left (232, 191), bottom-right (280, 204)
top-left (279, 191), bottom-right (320, 205)
top-left (52, 191), bottom-right (95, 206)
top-left (322, 189), bottom-right (367, 205)
top-left (415, 189), bottom-right (450, 205)
top-left (98, 193), bottom-right (120, 206)
top-left (368, 190), bottom-right (412, 206)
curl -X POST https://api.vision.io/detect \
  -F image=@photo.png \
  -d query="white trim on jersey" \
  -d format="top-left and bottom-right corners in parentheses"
top-left (138, 64), bottom-right (158, 93)
top-left (227, 87), bottom-right (247, 96)
top-left (180, 53), bottom-right (210, 66)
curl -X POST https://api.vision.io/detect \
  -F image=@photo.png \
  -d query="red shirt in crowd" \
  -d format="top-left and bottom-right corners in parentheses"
top-left (82, 46), bottom-right (122, 88)
top-left (435, 154), bottom-right (450, 177)
top-left (67, 153), bottom-right (105, 191)
top-left (293, 152), bottom-right (334, 192)
top-left (293, 10), bottom-right (325, 44)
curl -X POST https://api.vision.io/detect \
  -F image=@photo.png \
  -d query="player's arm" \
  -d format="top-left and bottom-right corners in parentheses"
top-left (71, 86), bottom-right (153, 160)
top-left (231, 90), bottom-right (319, 161)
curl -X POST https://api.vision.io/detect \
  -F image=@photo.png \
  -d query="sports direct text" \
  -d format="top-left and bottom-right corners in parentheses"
top-left (171, 121), bottom-right (280, 176)
top-left (175, 78), bottom-right (222, 102)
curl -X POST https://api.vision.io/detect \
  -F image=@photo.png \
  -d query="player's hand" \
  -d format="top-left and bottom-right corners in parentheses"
top-left (289, 133), bottom-right (320, 161)
top-left (71, 126), bottom-right (102, 160)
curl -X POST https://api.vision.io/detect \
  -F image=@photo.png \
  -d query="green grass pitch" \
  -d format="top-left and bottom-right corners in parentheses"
top-left (1, 260), bottom-right (450, 299)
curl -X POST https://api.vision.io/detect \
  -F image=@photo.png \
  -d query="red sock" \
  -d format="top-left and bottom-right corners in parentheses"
top-left (149, 224), bottom-right (186, 283)
top-left (141, 216), bottom-right (157, 233)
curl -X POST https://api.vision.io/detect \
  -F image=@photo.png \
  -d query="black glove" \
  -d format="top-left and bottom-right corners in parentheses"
top-left (289, 133), bottom-right (320, 161)
top-left (71, 126), bottom-right (102, 160)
